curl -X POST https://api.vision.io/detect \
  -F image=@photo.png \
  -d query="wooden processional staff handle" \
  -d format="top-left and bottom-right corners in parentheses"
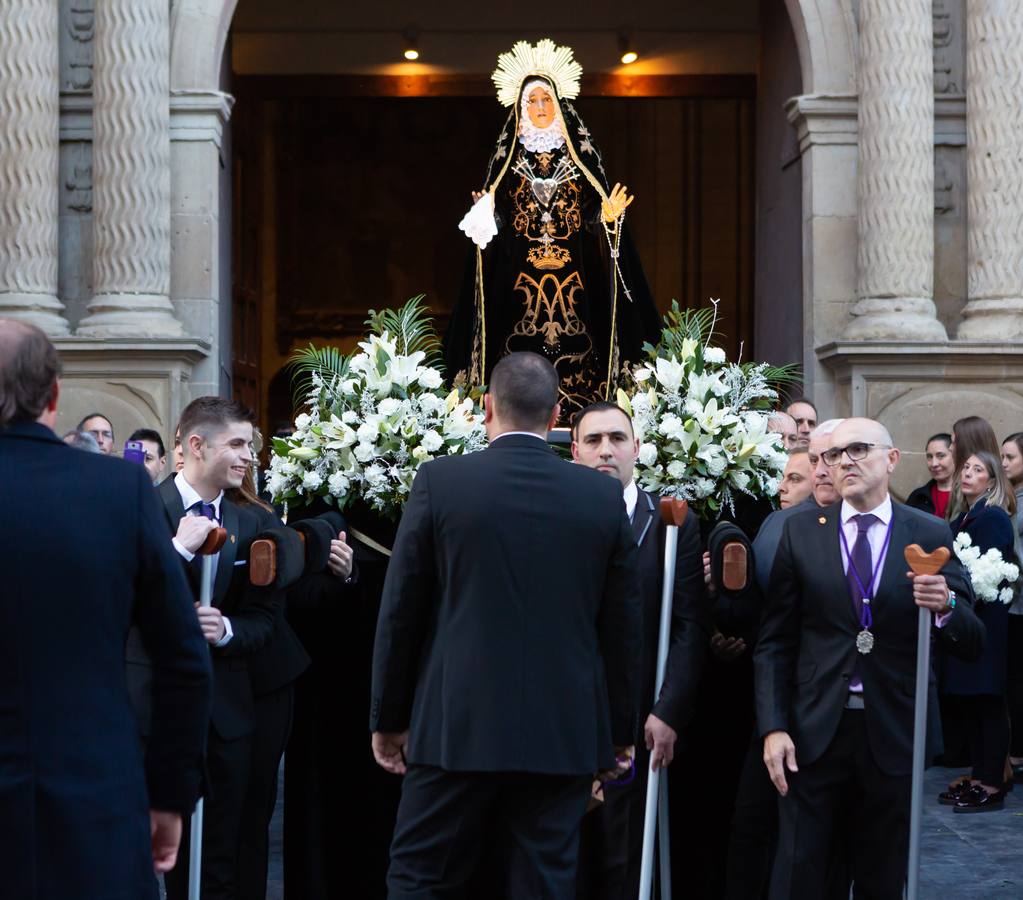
top-left (197, 526), bottom-right (228, 556)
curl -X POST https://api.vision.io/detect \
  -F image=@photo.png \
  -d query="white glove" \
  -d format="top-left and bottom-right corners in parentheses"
top-left (458, 191), bottom-right (498, 249)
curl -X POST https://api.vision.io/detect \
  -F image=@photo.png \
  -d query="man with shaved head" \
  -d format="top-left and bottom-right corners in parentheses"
top-left (755, 417), bottom-right (985, 897)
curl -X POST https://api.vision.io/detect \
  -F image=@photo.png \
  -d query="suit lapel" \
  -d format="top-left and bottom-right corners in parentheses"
top-left (212, 498), bottom-right (239, 607)
top-left (818, 504), bottom-right (859, 630)
top-left (158, 476), bottom-right (186, 533)
top-left (633, 489), bottom-right (655, 548)
top-left (875, 502), bottom-right (912, 605)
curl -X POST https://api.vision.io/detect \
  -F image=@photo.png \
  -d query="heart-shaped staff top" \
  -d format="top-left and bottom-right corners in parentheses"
top-left (659, 497), bottom-right (689, 527)
top-left (904, 543), bottom-right (950, 576)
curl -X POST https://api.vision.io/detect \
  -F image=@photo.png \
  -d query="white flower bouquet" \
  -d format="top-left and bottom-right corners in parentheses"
top-left (953, 531), bottom-right (1019, 604)
top-left (618, 300), bottom-right (796, 520)
top-left (267, 297), bottom-right (487, 519)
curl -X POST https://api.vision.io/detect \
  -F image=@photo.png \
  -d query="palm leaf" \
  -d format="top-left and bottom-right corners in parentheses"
top-left (365, 294), bottom-right (444, 371)
top-left (286, 344), bottom-right (351, 408)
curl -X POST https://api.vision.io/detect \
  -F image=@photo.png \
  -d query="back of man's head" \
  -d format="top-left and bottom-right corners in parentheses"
top-left (0, 319), bottom-right (61, 428)
top-left (63, 430), bottom-right (101, 453)
top-left (178, 396), bottom-right (254, 445)
top-left (488, 352), bottom-right (559, 432)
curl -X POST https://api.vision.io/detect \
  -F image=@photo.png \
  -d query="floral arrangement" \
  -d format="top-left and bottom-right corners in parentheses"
top-left (617, 300), bottom-right (797, 520)
top-left (267, 297), bottom-right (486, 518)
top-left (953, 532), bottom-right (1020, 604)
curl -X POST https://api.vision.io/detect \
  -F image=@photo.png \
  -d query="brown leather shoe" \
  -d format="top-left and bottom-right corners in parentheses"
top-left (953, 785), bottom-right (1006, 813)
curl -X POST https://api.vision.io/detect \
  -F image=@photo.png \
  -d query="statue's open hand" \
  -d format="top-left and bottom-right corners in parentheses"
top-left (601, 183), bottom-right (634, 223)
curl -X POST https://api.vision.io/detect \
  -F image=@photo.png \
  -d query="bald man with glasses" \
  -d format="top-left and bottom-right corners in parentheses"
top-left (755, 417), bottom-right (985, 899)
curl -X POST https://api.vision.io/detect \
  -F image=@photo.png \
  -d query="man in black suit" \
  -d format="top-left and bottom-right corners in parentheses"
top-left (371, 352), bottom-right (642, 899)
top-left (145, 397), bottom-right (285, 900)
top-left (755, 417), bottom-right (985, 898)
top-left (0, 320), bottom-right (211, 899)
top-left (570, 400), bottom-right (709, 899)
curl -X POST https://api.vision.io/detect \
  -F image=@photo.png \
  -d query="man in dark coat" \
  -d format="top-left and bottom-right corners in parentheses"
top-left (371, 352), bottom-right (642, 899)
top-left (0, 319), bottom-right (211, 900)
top-left (756, 417), bottom-right (985, 898)
top-left (570, 401), bottom-right (710, 899)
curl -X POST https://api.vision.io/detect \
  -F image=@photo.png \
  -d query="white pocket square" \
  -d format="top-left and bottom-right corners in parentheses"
top-left (233, 559), bottom-right (247, 567)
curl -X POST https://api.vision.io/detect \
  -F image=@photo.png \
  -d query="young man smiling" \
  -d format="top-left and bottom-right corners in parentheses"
top-left (149, 397), bottom-right (285, 900)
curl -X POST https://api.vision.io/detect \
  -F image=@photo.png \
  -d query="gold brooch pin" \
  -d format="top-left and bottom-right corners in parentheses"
top-left (819, 517), bottom-right (827, 525)
top-left (230, 534), bottom-right (236, 543)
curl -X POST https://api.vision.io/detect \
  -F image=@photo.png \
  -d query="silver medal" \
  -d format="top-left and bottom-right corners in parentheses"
top-left (856, 629), bottom-right (875, 655)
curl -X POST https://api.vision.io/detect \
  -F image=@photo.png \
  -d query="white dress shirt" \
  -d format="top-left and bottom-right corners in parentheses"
top-left (623, 480), bottom-right (638, 521)
top-left (172, 472), bottom-right (233, 647)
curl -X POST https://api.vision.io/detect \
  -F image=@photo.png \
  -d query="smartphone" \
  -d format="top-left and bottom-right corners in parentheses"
top-left (124, 440), bottom-right (146, 466)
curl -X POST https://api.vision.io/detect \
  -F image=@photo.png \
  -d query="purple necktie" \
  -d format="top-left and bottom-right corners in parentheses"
top-left (192, 501), bottom-right (217, 522)
top-left (846, 513), bottom-right (878, 618)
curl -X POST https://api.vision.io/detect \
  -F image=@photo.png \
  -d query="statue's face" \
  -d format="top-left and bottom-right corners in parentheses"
top-left (525, 86), bottom-right (555, 129)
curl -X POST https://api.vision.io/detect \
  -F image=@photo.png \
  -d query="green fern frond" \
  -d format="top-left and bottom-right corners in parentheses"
top-left (286, 344), bottom-right (351, 407)
top-left (365, 295), bottom-right (444, 370)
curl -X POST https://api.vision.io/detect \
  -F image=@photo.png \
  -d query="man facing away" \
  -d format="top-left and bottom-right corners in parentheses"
top-left (371, 352), bottom-right (643, 899)
top-left (756, 417), bottom-right (985, 898)
top-left (0, 319), bottom-right (211, 899)
top-left (571, 400), bottom-right (710, 900)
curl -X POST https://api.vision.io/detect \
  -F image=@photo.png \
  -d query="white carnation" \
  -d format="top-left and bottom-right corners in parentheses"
top-left (294, 413), bottom-right (312, 431)
top-left (418, 367), bottom-right (443, 389)
top-left (666, 460), bottom-right (687, 479)
top-left (327, 471), bottom-right (350, 497)
top-left (378, 397), bottom-right (402, 417)
top-left (421, 430), bottom-right (443, 453)
top-left (354, 442), bottom-right (375, 463)
top-left (703, 346), bottom-right (726, 364)
top-left (638, 443), bottom-right (658, 467)
top-left (302, 470), bottom-right (323, 491)
top-left (342, 410), bottom-right (359, 424)
top-left (357, 422), bottom-right (379, 444)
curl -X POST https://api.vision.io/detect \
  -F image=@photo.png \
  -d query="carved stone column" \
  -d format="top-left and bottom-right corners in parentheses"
top-left (957, 0), bottom-right (1023, 340)
top-left (846, 0), bottom-right (947, 341)
top-left (0, 1), bottom-right (69, 335)
top-left (78, 0), bottom-right (182, 336)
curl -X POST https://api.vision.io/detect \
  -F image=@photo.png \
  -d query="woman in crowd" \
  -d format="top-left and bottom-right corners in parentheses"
top-left (947, 416), bottom-right (1002, 519)
top-left (939, 450), bottom-right (1017, 812)
top-left (907, 432), bottom-right (954, 517)
top-left (1001, 432), bottom-right (1023, 784)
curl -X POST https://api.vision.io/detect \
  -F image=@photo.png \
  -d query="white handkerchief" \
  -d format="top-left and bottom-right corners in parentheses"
top-left (233, 559), bottom-right (247, 567)
top-left (458, 192), bottom-right (498, 249)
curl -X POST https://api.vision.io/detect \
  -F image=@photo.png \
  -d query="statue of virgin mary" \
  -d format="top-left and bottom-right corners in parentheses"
top-left (444, 39), bottom-right (661, 418)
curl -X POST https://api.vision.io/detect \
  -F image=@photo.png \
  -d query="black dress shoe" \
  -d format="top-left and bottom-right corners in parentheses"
top-left (953, 785), bottom-right (1006, 813)
top-left (938, 779), bottom-right (973, 805)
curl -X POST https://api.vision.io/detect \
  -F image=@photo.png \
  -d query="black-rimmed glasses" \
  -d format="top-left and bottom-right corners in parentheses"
top-left (822, 442), bottom-right (892, 466)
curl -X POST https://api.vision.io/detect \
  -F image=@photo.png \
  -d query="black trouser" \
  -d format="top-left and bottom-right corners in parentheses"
top-left (1007, 616), bottom-right (1023, 757)
top-left (724, 732), bottom-right (777, 900)
top-left (237, 684), bottom-right (294, 900)
top-left (966, 693), bottom-right (1011, 787)
top-left (387, 764), bottom-right (591, 900)
top-left (165, 730), bottom-right (253, 900)
top-left (770, 710), bottom-right (910, 900)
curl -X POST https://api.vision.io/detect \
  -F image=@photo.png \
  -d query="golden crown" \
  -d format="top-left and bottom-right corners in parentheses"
top-left (492, 39), bottom-right (583, 108)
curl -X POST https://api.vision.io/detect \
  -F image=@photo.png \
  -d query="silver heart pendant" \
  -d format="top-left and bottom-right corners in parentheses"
top-left (531, 178), bottom-right (558, 206)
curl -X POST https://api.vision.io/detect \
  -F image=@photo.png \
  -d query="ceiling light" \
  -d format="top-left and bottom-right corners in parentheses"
top-left (403, 30), bottom-right (419, 61)
top-left (618, 31), bottom-right (638, 65)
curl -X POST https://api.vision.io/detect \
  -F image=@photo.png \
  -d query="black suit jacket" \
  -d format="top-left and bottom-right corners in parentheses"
top-left (755, 499), bottom-right (984, 776)
top-left (632, 488), bottom-right (711, 734)
top-left (127, 477), bottom-right (283, 741)
top-left (370, 434), bottom-right (642, 775)
top-left (0, 422), bottom-right (211, 899)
